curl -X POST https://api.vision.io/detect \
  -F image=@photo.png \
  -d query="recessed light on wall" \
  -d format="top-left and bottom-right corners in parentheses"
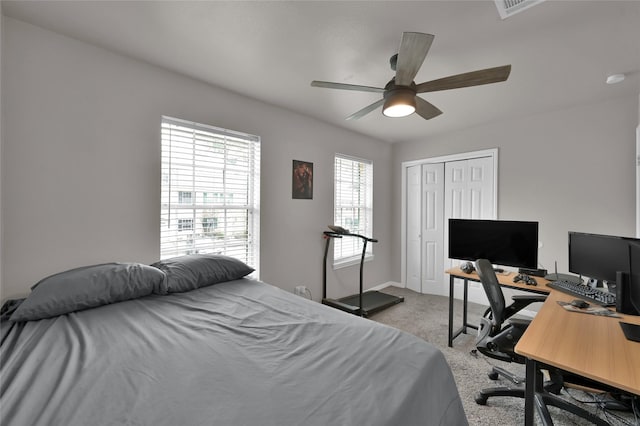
top-left (606, 74), bottom-right (625, 84)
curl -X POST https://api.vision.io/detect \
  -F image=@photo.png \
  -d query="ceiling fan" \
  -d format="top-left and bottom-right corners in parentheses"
top-left (311, 32), bottom-right (511, 121)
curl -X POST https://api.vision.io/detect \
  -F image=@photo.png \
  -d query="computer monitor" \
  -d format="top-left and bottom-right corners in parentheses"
top-left (568, 232), bottom-right (638, 285)
top-left (448, 219), bottom-right (538, 269)
top-left (624, 242), bottom-right (640, 316)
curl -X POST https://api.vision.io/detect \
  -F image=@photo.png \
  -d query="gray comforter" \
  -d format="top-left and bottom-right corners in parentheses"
top-left (1, 279), bottom-right (467, 425)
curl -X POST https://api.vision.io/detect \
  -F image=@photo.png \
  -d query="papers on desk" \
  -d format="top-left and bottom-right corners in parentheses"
top-left (557, 301), bottom-right (621, 317)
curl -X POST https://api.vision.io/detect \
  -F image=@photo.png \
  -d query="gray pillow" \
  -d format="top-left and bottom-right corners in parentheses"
top-left (151, 254), bottom-right (254, 293)
top-left (10, 263), bottom-right (167, 322)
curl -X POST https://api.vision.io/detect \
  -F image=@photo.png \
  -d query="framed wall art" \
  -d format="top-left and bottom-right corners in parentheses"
top-left (292, 160), bottom-right (313, 199)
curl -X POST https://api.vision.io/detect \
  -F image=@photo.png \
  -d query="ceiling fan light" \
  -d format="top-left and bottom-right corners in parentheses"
top-left (383, 90), bottom-right (416, 118)
top-left (383, 103), bottom-right (415, 118)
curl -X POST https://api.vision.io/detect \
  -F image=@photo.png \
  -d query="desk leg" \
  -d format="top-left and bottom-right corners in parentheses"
top-left (462, 277), bottom-right (469, 335)
top-left (449, 276), bottom-right (477, 347)
top-left (524, 358), bottom-right (537, 426)
top-left (448, 275), bottom-right (455, 347)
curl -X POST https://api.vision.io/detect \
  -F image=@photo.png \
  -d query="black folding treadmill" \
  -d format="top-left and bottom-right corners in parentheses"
top-left (322, 228), bottom-right (403, 317)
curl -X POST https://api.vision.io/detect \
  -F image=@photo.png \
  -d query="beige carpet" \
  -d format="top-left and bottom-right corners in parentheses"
top-left (367, 286), bottom-right (637, 426)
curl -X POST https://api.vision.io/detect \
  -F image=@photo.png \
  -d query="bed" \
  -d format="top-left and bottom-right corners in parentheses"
top-left (0, 255), bottom-right (468, 426)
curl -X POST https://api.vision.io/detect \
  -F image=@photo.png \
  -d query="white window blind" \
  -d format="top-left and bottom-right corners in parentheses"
top-left (334, 154), bottom-right (373, 266)
top-left (161, 117), bottom-right (260, 273)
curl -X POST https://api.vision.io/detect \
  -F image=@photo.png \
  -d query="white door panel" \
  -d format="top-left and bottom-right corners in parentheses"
top-left (467, 157), bottom-right (494, 220)
top-left (450, 165), bottom-right (465, 183)
top-left (424, 241), bottom-right (437, 281)
top-left (446, 161), bottom-right (468, 220)
top-left (421, 163), bottom-right (444, 294)
top-left (470, 189), bottom-right (482, 218)
top-left (406, 165), bottom-right (422, 293)
top-left (450, 189), bottom-right (464, 219)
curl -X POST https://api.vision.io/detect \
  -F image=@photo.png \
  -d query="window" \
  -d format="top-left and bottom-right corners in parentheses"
top-left (333, 154), bottom-right (373, 267)
top-left (161, 116), bottom-right (260, 273)
top-left (201, 217), bottom-right (218, 236)
top-left (178, 191), bottom-right (194, 205)
top-left (178, 219), bottom-right (194, 231)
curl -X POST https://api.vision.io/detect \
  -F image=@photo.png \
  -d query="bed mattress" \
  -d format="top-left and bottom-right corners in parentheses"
top-left (1, 278), bottom-right (467, 425)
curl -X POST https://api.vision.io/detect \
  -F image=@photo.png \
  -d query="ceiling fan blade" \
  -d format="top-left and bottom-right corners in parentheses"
top-left (415, 97), bottom-right (443, 120)
top-left (415, 65), bottom-right (512, 93)
top-left (345, 98), bottom-right (385, 121)
top-left (311, 80), bottom-right (385, 93)
top-left (395, 32), bottom-right (435, 86)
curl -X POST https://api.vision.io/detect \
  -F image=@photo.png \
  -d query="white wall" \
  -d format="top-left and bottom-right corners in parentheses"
top-left (392, 94), bottom-right (639, 282)
top-left (1, 17), bottom-right (393, 301)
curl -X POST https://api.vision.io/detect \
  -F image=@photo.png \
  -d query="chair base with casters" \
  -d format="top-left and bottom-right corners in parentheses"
top-left (532, 369), bottom-right (612, 426)
top-left (488, 364), bottom-right (524, 384)
top-left (473, 259), bottom-right (614, 425)
top-left (476, 354), bottom-right (615, 424)
top-left (474, 298), bottom-right (541, 405)
top-left (474, 364), bottom-right (525, 405)
top-left (474, 342), bottom-right (565, 407)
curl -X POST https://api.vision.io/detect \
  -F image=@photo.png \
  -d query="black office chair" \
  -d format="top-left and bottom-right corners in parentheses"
top-left (474, 258), bottom-right (547, 401)
top-left (473, 259), bottom-right (611, 426)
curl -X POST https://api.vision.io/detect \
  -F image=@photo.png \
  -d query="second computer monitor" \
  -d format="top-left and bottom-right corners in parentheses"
top-left (568, 231), bottom-right (639, 285)
top-left (623, 242), bottom-right (640, 315)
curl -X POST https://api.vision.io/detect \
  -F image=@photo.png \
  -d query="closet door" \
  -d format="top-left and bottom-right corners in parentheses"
top-left (420, 163), bottom-right (445, 294)
top-left (406, 163), bottom-right (444, 294)
top-left (406, 165), bottom-right (422, 293)
top-left (444, 157), bottom-right (495, 302)
top-left (404, 152), bottom-right (496, 297)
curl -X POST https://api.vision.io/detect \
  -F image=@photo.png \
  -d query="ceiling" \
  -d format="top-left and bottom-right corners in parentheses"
top-left (3, 0), bottom-right (639, 144)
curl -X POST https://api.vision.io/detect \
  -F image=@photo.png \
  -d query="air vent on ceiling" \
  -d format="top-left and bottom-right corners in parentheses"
top-left (495, 0), bottom-right (545, 19)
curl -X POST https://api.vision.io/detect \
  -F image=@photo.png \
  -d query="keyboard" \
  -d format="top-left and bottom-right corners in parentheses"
top-left (547, 280), bottom-right (616, 306)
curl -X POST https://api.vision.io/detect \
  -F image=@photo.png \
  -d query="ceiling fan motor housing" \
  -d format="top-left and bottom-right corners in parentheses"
top-left (384, 80), bottom-right (417, 104)
top-left (390, 53), bottom-right (398, 71)
top-left (383, 86), bottom-right (416, 102)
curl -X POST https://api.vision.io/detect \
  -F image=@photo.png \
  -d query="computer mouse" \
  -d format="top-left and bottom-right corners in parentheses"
top-left (570, 299), bottom-right (589, 309)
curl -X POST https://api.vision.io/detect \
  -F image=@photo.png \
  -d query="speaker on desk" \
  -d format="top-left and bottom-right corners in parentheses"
top-left (615, 271), bottom-right (640, 316)
top-left (460, 262), bottom-right (475, 274)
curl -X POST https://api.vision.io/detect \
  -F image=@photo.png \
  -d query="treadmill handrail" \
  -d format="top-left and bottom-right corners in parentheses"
top-left (323, 231), bottom-right (378, 243)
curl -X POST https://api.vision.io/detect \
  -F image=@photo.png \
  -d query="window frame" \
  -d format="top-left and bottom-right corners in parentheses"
top-left (333, 154), bottom-right (374, 269)
top-left (160, 116), bottom-right (260, 275)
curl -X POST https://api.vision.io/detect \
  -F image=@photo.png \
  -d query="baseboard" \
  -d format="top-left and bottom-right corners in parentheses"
top-left (369, 281), bottom-right (403, 291)
top-left (369, 282), bottom-right (538, 319)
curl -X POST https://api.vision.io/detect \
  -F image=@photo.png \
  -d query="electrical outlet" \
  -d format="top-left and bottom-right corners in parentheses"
top-left (294, 286), bottom-right (312, 299)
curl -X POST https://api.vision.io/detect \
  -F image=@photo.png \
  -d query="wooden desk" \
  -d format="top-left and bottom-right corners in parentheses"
top-left (445, 267), bottom-right (551, 347)
top-left (516, 290), bottom-right (640, 425)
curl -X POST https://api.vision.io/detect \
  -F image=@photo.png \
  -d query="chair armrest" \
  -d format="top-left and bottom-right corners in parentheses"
top-left (512, 294), bottom-right (547, 304)
top-left (508, 317), bottom-right (532, 329)
top-left (504, 295), bottom-right (547, 320)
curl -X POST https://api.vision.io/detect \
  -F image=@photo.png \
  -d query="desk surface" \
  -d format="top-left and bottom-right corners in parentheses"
top-left (516, 290), bottom-right (640, 396)
top-left (445, 267), bottom-right (551, 294)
